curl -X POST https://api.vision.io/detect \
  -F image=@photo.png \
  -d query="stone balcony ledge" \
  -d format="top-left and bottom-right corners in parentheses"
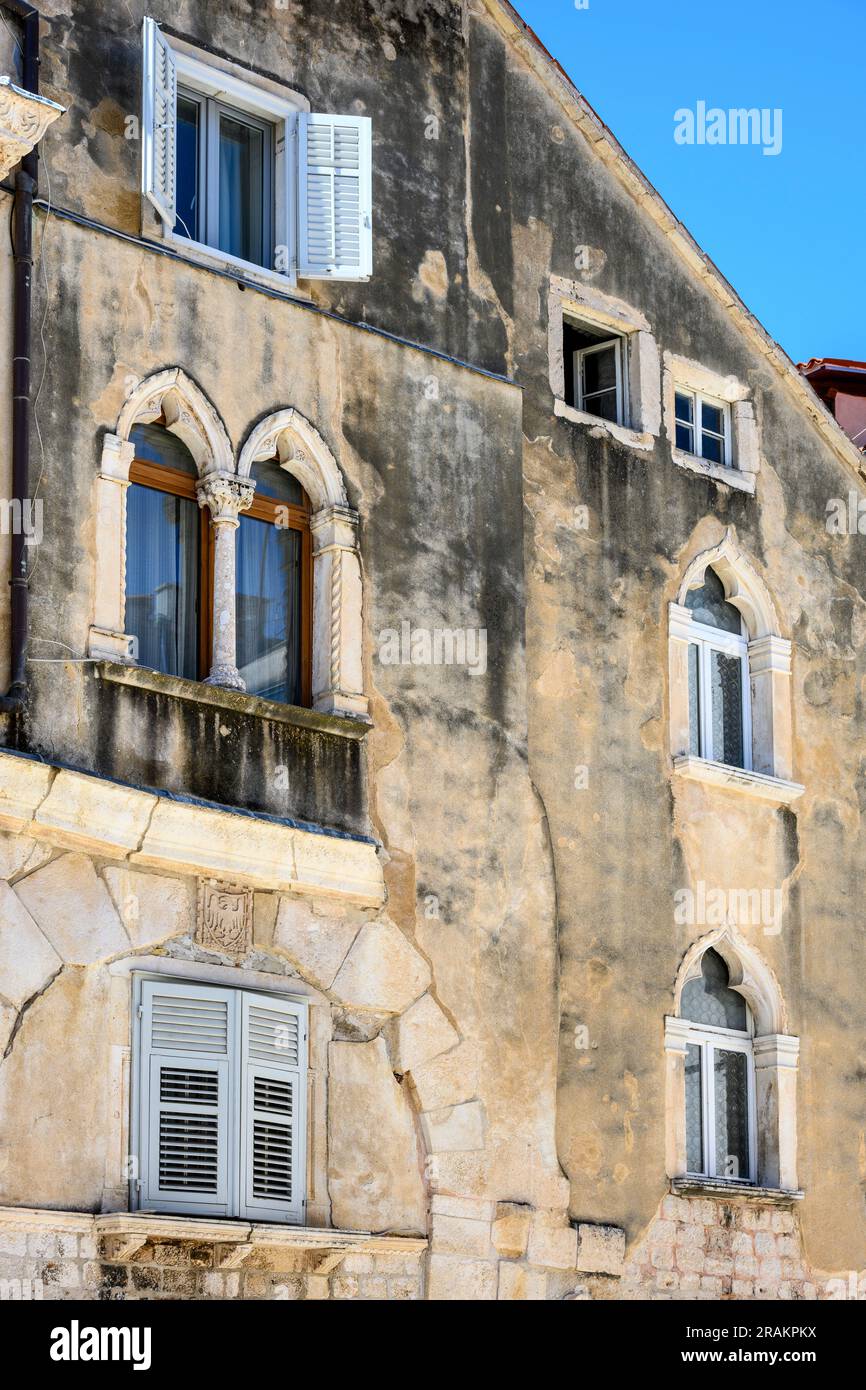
top-left (671, 1177), bottom-right (804, 1206)
top-left (94, 1212), bottom-right (427, 1255)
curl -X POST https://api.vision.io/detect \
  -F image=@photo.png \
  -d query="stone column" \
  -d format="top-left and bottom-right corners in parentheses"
top-left (753, 1033), bottom-right (800, 1191)
top-left (88, 433), bottom-right (138, 662)
top-left (667, 603), bottom-right (694, 759)
top-left (309, 504), bottom-right (367, 719)
top-left (663, 1015), bottom-right (691, 1177)
top-left (748, 636), bottom-right (793, 779)
top-left (197, 472), bottom-right (255, 691)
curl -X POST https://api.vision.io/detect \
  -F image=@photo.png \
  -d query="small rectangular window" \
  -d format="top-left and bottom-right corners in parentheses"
top-left (142, 18), bottom-right (373, 282)
top-left (133, 977), bottom-right (307, 1223)
top-left (675, 389), bottom-right (732, 467)
top-left (565, 319), bottom-right (627, 425)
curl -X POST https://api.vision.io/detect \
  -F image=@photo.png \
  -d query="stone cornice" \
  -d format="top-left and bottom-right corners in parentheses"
top-left (0, 748), bottom-right (384, 904)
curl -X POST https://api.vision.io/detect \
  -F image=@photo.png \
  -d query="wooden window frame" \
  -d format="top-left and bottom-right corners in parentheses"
top-left (128, 434), bottom-right (214, 682)
top-left (241, 480), bottom-right (313, 709)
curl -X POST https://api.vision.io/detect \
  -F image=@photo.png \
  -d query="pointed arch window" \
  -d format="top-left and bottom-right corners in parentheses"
top-left (681, 949), bottom-right (756, 1183)
top-left (125, 422), bottom-right (213, 681)
top-left (668, 535), bottom-right (802, 798)
top-left (236, 461), bottom-right (312, 706)
top-left (684, 568), bottom-right (751, 770)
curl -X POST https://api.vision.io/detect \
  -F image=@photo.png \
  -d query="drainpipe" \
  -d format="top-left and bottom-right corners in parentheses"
top-left (0, 0), bottom-right (39, 714)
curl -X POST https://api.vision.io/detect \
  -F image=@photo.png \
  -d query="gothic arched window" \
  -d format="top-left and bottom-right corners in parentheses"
top-left (125, 422), bottom-right (212, 681)
top-left (684, 568), bottom-right (751, 770)
top-left (236, 461), bottom-right (312, 706)
top-left (680, 948), bottom-right (756, 1184)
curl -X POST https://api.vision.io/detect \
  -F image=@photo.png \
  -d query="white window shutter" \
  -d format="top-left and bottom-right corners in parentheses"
top-left (297, 113), bottom-right (372, 280)
top-left (238, 992), bottom-right (307, 1223)
top-left (141, 16), bottom-right (177, 227)
top-left (137, 980), bottom-right (234, 1215)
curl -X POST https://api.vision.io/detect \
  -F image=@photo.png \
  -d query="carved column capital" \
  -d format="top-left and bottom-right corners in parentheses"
top-left (196, 472), bottom-right (256, 527)
top-left (0, 78), bottom-right (64, 180)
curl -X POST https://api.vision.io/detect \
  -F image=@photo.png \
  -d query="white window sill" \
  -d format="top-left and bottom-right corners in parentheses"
top-left (554, 396), bottom-right (654, 452)
top-left (145, 213), bottom-right (312, 299)
top-left (670, 446), bottom-right (756, 493)
top-left (673, 755), bottom-right (804, 805)
top-left (671, 1177), bottom-right (803, 1205)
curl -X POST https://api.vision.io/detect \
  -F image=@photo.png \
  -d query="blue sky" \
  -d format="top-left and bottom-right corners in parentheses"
top-left (514, 0), bottom-right (864, 364)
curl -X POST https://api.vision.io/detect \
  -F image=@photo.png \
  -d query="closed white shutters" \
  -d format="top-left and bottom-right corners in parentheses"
top-left (239, 994), bottom-right (306, 1222)
top-left (141, 16), bottom-right (177, 226)
top-left (297, 113), bottom-right (373, 279)
top-left (135, 978), bottom-right (307, 1222)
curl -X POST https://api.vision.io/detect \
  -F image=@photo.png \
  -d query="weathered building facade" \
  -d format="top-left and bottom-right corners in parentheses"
top-left (0, 0), bottom-right (863, 1301)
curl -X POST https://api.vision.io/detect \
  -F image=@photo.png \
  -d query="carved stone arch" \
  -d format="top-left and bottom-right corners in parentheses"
top-left (238, 408), bottom-right (348, 510)
top-left (116, 367), bottom-right (233, 477)
top-left (676, 527), bottom-right (781, 641)
top-left (238, 410), bottom-right (366, 720)
top-left (673, 925), bottom-right (786, 1035)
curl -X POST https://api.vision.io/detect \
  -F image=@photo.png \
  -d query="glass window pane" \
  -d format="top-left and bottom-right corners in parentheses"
top-left (582, 344), bottom-right (617, 396)
top-left (688, 643), bottom-right (701, 756)
top-left (219, 113), bottom-right (264, 266)
top-left (675, 421), bottom-right (694, 452)
top-left (175, 96), bottom-right (200, 242)
top-left (130, 423), bottom-right (198, 477)
top-left (684, 568), bottom-right (742, 634)
top-left (675, 391), bottom-right (694, 423)
top-left (582, 389), bottom-right (618, 423)
top-left (714, 1048), bottom-right (750, 1181)
top-left (701, 432), bottom-right (724, 465)
top-left (702, 400), bottom-right (724, 435)
top-left (236, 515), bottom-right (302, 705)
top-left (681, 949), bottom-right (748, 1030)
top-left (711, 650), bottom-right (745, 768)
top-left (125, 484), bottom-right (199, 680)
top-left (685, 1043), bottom-right (704, 1173)
top-left (250, 461), bottom-right (306, 506)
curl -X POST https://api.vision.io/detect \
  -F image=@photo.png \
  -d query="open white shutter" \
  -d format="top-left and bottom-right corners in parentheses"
top-left (141, 16), bottom-right (177, 227)
top-left (138, 980), bottom-right (234, 1215)
top-left (238, 992), bottom-right (307, 1223)
top-left (297, 113), bottom-right (372, 280)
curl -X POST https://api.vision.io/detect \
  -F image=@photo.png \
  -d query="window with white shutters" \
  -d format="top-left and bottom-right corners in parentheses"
top-left (134, 977), bottom-right (307, 1223)
top-left (141, 16), bottom-right (177, 227)
top-left (297, 113), bottom-right (373, 279)
top-left (140, 18), bottom-right (373, 282)
top-left (239, 994), bottom-right (305, 1223)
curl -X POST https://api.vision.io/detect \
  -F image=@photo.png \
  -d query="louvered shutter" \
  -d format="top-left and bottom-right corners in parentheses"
top-left (141, 17), bottom-right (177, 227)
top-left (297, 113), bottom-right (372, 280)
top-left (138, 980), bottom-right (234, 1215)
top-left (238, 992), bottom-right (307, 1223)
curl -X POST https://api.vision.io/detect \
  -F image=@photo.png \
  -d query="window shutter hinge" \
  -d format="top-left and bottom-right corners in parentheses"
top-left (134, 1178), bottom-right (141, 1193)
top-left (137, 1005), bottom-right (143, 1021)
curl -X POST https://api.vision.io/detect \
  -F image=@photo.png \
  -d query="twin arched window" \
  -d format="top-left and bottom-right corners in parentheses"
top-left (124, 422), bottom-right (312, 706)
